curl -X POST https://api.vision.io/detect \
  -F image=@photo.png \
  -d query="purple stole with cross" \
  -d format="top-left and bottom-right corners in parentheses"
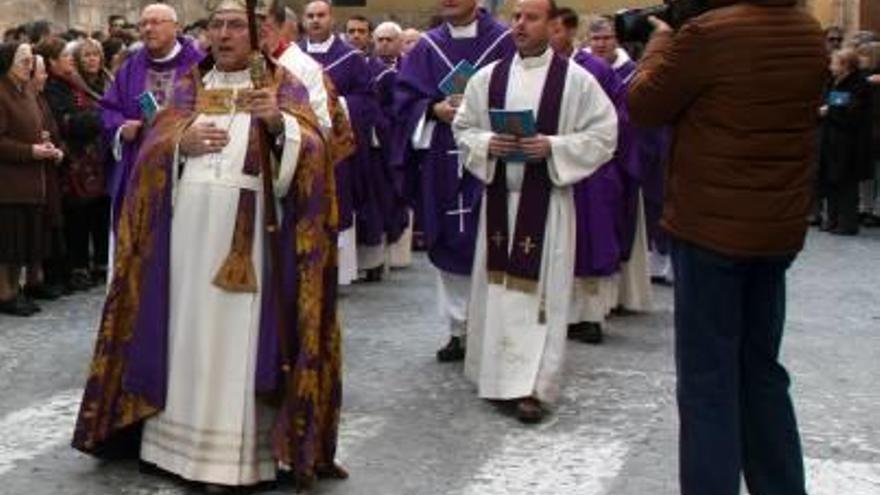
top-left (485, 53), bottom-right (568, 292)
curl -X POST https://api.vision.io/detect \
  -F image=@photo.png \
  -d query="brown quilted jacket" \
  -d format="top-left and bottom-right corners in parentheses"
top-left (628, 0), bottom-right (828, 257)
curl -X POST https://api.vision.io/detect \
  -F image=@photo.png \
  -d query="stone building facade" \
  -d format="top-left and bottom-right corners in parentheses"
top-left (2, 0), bottom-right (877, 39)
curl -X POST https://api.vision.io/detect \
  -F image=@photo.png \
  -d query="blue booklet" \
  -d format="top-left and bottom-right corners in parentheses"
top-left (827, 91), bottom-right (851, 107)
top-left (489, 109), bottom-right (537, 162)
top-left (137, 91), bottom-right (160, 124)
top-left (438, 60), bottom-right (477, 96)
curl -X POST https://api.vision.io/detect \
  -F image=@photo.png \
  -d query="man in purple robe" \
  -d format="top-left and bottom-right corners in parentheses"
top-left (101, 3), bottom-right (203, 232)
top-left (370, 22), bottom-right (412, 269)
top-left (550, 9), bottom-right (632, 344)
top-left (589, 16), bottom-right (656, 312)
top-left (303, 0), bottom-right (384, 284)
top-left (394, 0), bottom-right (514, 362)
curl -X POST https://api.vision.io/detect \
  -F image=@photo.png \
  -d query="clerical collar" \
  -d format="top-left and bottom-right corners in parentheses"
top-left (447, 17), bottom-right (478, 39)
top-left (611, 47), bottom-right (632, 70)
top-left (514, 47), bottom-right (552, 69)
top-left (307, 34), bottom-right (335, 54)
top-left (150, 41), bottom-right (182, 63)
top-left (584, 46), bottom-right (631, 69)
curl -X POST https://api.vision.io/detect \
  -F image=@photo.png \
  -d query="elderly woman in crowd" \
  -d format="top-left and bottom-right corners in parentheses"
top-left (37, 37), bottom-right (112, 290)
top-left (27, 54), bottom-right (67, 300)
top-left (819, 48), bottom-right (874, 236)
top-left (0, 42), bottom-right (64, 316)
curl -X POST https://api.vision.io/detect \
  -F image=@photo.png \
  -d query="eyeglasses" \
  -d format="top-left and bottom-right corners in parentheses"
top-left (138, 18), bottom-right (175, 29)
top-left (207, 19), bottom-right (250, 33)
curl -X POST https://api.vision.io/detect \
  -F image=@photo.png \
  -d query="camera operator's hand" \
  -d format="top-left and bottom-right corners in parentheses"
top-left (648, 16), bottom-right (673, 35)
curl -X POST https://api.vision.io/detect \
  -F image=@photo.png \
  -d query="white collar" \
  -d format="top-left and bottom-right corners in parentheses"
top-left (611, 47), bottom-right (632, 70)
top-left (150, 41), bottom-right (181, 63)
top-left (583, 46), bottom-right (631, 69)
top-left (307, 34), bottom-right (335, 54)
top-left (514, 47), bottom-right (552, 70)
top-left (447, 18), bottom-right (478, 39)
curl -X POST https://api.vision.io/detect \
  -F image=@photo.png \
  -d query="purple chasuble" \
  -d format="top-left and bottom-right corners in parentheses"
top-left (614, 57), bottom-right (672, 255)
top-left (392, 9), bottom-right (514, 274)
top-left (303, 37), bottom-right (380, 242)
top-left (369, 57), bottom-right (410, 243)
top-left (100, 36), bottom-right (203, 232)
top-left (569, 51), bottom-right (634, 277)
top-left (485, 54), bottom-right (567, 286)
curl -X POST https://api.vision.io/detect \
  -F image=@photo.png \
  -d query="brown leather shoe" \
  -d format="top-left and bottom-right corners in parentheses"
top-left (516, 398), bottom-right (545, 424)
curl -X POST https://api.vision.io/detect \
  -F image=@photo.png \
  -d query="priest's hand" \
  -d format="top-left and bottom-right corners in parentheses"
top-left (488, 134), bottom-right (519, 159)
top-left (245, 88), bottom-right (284, 135)
top-left (120, 120), bottom-right (143, 142)
top-left (519, 135), bottom-right (552, 161)
top-left (179, 122), bottom-right (230, 157)
top-left (432, 98), bottom-right (459, 124)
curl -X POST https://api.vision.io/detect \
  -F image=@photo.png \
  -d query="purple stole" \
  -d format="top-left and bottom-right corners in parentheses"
top-left (485, 54), bottom-right (568, 290)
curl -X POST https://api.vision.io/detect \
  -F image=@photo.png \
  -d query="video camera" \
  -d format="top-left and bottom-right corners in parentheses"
top-left (614, 0), bottom-right (710, 44)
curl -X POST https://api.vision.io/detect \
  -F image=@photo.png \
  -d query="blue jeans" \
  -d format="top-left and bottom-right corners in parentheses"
top-left (671, 239), bottom-right (807, 495)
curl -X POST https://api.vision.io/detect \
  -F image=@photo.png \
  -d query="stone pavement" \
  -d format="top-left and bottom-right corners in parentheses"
top-left (0, 229), bottom-right (878, 494)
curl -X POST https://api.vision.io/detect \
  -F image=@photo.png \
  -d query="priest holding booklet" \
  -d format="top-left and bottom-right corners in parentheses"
top-left (452, 0), bottom-right (618, 423)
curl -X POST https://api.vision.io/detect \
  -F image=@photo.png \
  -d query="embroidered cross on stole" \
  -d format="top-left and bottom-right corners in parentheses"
top-left (485, 53), bottom-right (568, 301)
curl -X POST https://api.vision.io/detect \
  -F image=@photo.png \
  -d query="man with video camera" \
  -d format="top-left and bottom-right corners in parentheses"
top-left (626, 1), bottom-right (827, 494)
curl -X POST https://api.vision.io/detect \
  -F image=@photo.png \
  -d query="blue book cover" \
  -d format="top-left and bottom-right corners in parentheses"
top-left (489, 109), bottom-right (537, 162)
top-left (138, 91), bottom-right (159, 124)
top-left (827, 91), bottom-right (851, 107)
top-left (438, 60), bottom-right (477, 96)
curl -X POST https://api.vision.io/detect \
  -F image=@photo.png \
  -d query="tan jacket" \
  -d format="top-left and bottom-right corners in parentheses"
top-left (628, 0), bottom-right (827, 256)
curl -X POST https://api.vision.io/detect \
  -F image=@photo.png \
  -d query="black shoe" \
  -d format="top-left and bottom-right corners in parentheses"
top-left (568, 322), bottom-right (603, 344)
top-left (0, 294), bottom-right (37, 317)
top-left (23, 284), bottom-right (63, 301)
top-left (68, 270), bottom-right (94, 292)
top-left (861, 214), bottom-right (880, 228)
top-left (829, 227), bottom-right (859, 236)
top-left (364, 266), bottom-right (384, 283)
top-left (436, 336), bottom-right (466, 362)
top-left (650, 276), bottom-right (673, 287)
top-left (91, 266), bottom-right (108, 284)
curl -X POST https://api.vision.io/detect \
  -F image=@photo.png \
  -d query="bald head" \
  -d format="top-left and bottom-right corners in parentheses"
top-left (401, 27), bottom-right (420, 55)
top-left (141, 3), bottom-right (178, 23)
top-left (139, 3), bottom-right (179, 59)
top-left (304, 0), bottom-right (333, 43)
top-left (511, 0), bottom-right (557, 57)
top-left (374, 21), bottom-right (403, 61)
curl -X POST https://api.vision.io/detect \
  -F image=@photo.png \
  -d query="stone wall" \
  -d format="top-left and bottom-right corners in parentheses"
top-left (2, 0), bottom-right (872, 40)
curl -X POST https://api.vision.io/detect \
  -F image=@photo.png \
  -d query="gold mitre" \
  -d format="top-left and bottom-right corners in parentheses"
top-left (205, 0), bottom-right (268, 15)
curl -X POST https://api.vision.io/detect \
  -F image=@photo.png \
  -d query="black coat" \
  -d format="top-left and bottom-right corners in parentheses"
top-left (820, 70), bottom-right (874, 184)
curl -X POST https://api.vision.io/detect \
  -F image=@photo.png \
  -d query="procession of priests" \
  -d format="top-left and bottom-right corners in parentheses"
top-left (71, 0), bottom-right (671, 489)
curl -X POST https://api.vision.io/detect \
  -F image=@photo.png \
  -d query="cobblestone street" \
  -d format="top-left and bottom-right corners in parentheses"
top-left (0, 229), bottom-right (878, 494)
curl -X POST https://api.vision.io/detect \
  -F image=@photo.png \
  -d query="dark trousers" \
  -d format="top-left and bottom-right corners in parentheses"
top-left (64, 196), bottom-right (110, 271)
top-left (826, 180), bottom-right (860, 232)
top-left (671, 240), bottom-right (806, 495)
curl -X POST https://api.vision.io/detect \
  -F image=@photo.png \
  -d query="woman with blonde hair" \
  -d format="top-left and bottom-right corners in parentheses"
top-left (37, 37), bottom-right (112, 290)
